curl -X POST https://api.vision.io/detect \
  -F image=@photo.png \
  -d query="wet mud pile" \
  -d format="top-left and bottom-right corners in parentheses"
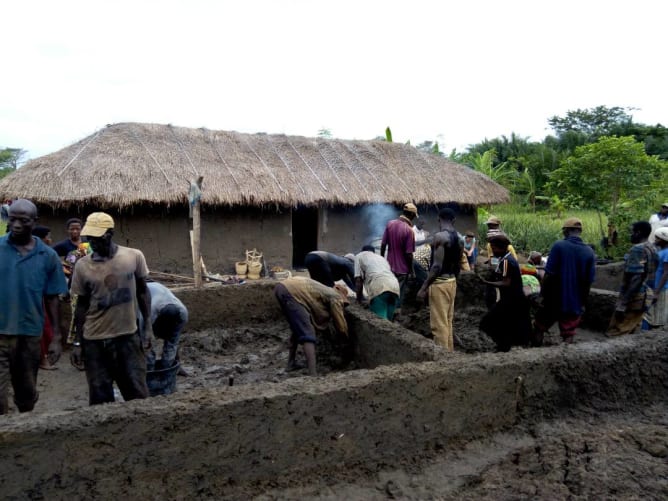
top-left (258, 403), bottom-right (668, 500)
top-left (178, 324), bottom-right (357, 388)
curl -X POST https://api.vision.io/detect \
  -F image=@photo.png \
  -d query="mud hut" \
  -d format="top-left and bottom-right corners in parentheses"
top-left (0, 123), bottom-right (508, 274)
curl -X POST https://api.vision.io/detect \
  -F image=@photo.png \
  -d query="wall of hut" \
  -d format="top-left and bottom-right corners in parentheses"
top-left (36, 202), bottom-right (477, 276)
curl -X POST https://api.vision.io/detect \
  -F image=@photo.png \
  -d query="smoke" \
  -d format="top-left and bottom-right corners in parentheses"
top-left (360, 203), bottom-right (397, 248)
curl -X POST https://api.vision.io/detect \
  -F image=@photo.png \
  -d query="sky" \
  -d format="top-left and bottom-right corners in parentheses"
top-left (2, 0), bottom-right (667, 161)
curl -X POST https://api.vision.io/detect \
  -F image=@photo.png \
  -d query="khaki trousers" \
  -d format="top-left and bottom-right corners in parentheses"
top-left (429, 278), bottom-right (457, 351)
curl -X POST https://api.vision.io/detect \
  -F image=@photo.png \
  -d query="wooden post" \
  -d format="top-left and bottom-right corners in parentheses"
top-left (189, 176), bottom-right (204, 288)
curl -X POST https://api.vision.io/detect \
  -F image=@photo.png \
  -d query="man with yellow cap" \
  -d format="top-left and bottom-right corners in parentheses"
top-left (531, 217), bottom-right (596, 345)
top-left (70, 212), bottom-right (153, 405)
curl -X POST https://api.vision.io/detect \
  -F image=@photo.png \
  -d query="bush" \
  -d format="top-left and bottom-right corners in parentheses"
top-left (478, 205), bottom-right (606, 258)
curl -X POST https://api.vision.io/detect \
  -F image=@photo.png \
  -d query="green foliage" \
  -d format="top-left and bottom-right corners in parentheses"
top-left (0, 148), bottom-right (26, 170)
top-left (0, 167), bottom-right (13, 180)
top-left (548, 106), bottom-right (633, 139)
top-left (317, 128), bottom-right (333, 138)
top-left (463, 149), bottom-right (517, 188)
top-left (385, 127), bottom-right (393, 143)
top-left (547, 136), bottom-right (665, 221)
top-left (415, 140), bottom-right (443, 156)
top-left (477, 205), bottom-right (606, 257)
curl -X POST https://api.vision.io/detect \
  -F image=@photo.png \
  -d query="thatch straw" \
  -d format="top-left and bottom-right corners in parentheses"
top-left (0, 123), bottom-right (509, 209)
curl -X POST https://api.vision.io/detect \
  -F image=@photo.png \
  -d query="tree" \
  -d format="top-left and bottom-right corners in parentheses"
top-left (317, 128), bottom-right (333, 138)
top-left (464, 149), bottom-right (517, 187)
top-left (415, 140), bottom-right (443, 156)
top-left (547, 106), bottom-right (633, 139)
top-left (0, 148), bottom-right (27, 170)
top-left (547, 136), bottom-right (666, 254)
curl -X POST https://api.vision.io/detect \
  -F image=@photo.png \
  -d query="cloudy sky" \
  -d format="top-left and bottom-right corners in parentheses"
top-left (2, 0), bottom-right (665, 160)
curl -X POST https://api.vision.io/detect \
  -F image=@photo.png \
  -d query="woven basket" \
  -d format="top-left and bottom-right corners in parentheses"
top-left (247, 261), bottom-right (262, 279)
top-left (246, 249), bottom-right (263, 265)
top-left (235, 261), bottom-right (248, 276)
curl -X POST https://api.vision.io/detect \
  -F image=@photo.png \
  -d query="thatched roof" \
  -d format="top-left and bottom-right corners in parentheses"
top-left (0, 123), bottom-right (509, 209)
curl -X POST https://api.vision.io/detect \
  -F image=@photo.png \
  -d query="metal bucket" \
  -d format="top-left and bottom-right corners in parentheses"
top-left (146, 360), bottom-right (180, 397)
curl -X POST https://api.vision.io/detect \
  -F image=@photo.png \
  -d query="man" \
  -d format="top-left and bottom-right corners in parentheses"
top-left (605, 221), bottom-right (657, 337)
top-left (484, 216), bottom-right (517, 309)
top-left (381, 202), bottom-right (418, 312)
top-left (53, 218), bottom-right (87, 349)
top-left (140, 281), bottom-right (188, 371)
top-left (70, 212), bottom-right (154, 405)
top-left (354, 245), bottom-right (400, 321)
top-left (648, 202), bottom-right (668, 242)
top-left (648, 227), bottom-right (668, 330)
top-left (304, 250), bottom-right (356, 290)
top-left (416, 208), bottom-right (463, 351)
top-left (531, 217), bottom-right (596, 345)
top-left (412, 217), bottom-right (428, 243)
top-left (0, 199), bottom-right (67, 414)
top-left (274, 276), bottom-right (349, 376)
top-left (32, 225), bottom-right (58, 370)
top-left (484, 216), bottom-right (518, 262)
top-left (52, 217), bottom-right (85, 257)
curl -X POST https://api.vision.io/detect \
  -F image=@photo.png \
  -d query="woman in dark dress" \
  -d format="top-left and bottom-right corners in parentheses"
top-left (479, 233), bottom-right (531, 351)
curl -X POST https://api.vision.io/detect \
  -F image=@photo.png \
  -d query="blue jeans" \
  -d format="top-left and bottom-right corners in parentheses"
top-left (146, 304), bottom-right (186, 370)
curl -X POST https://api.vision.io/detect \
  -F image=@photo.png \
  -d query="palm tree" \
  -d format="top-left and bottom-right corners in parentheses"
top-left (466, 149), bottom-right (517, 188)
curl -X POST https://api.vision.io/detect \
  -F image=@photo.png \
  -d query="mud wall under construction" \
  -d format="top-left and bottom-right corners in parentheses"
top-left (0, 279), bottom-right (639, 500)
top-left (175, 281), bottom-right (439, 368)
top-left (1, 332), bottom-right (665, 500)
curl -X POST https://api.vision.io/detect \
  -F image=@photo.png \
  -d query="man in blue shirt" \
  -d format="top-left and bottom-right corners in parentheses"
top-left (0, 199), bottom-right (67, 414)
top-left (531, 217), bottom-right (596, 345)
top-left (140, 281), bottom-right (189, 371)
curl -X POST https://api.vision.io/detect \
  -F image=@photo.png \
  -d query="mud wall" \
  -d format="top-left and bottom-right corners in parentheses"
top-left (1, 334), bottom-right (665, 499)
top-left (175, 281), bottom-right (437, 368)
top-left (173, 277), bottom-right (617, 335)
top-left (38, 205), bottom-right (293, 275)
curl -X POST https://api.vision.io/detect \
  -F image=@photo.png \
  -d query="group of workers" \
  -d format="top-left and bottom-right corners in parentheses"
top-left (0, 200), bottom-right (187, 415)
top-left (276, 201), bottom-right (668, 374)
top-left (2, 198), bottom-right (666, 407)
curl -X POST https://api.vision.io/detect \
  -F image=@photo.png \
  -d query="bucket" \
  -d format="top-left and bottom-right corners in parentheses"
top-left (235, 261), bottom-right (248, 276)
top-left (273, 270), bottom-right (291, 280)
top-left (146, 360), bottom-right (179, 397)
top-left (247, 261), bottom-right (262, 279)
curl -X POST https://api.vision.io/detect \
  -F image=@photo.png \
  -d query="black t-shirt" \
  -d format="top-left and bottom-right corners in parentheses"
top-left (52, 239), bottom-right (78, 257)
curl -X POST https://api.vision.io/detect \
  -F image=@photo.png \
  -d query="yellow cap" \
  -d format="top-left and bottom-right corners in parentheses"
top-left (81, 212), bottom-right (115, 237)
top-left (562, 217), bottom-right (583, 229)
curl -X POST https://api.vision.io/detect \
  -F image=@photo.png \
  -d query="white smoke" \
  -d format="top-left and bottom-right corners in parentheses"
top-left (360, 203), bottom-right (397, 249)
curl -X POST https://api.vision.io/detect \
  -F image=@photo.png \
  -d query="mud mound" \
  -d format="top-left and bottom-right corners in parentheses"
top-left (397, 305), bottom-right (597, 353)
top-left (179, 324), bottom-right (357, 388)
top-left (258, 403), bottom-right (668, 500)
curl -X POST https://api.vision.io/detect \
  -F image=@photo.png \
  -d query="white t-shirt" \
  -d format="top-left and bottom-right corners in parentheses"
top-left (354, 251), bottom-right (400, 300)
top-left (649, 213), bottom-right (668, 242)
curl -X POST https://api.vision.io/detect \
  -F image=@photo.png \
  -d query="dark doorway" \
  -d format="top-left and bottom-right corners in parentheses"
top-left (292, 206), bottom-right (318, 268)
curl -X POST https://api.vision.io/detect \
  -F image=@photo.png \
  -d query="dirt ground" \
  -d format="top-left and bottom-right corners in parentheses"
top-left (257, 403), bottom-right (668, 500)
top-left (23, 307), bottom-right (612, 416)
top-left (7, 304), bottom-right (667, 500)
top-left (18, 322), bottom-right (353, 415)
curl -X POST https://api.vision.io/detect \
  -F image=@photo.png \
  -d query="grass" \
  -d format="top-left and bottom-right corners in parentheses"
top-left (477, 205), bottom-right (607, 257)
